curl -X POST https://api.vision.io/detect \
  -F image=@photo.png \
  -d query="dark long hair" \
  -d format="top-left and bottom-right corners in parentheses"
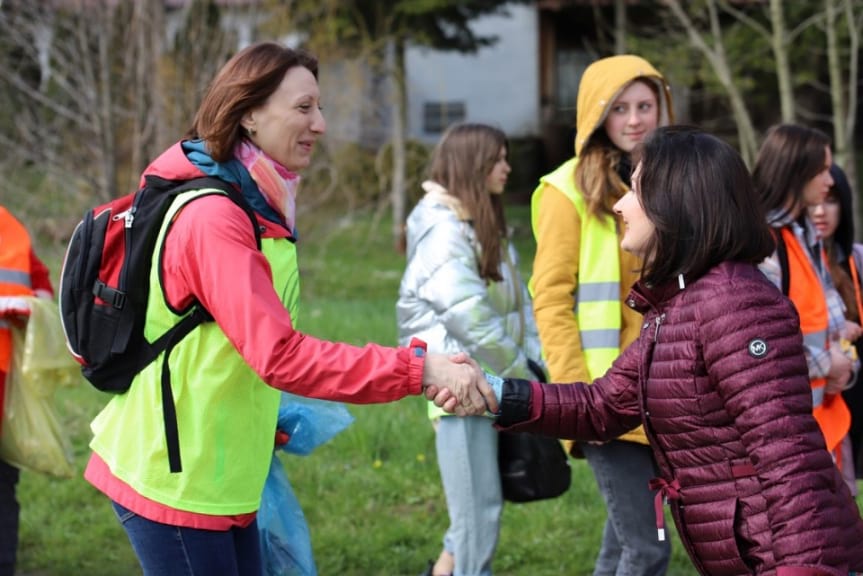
top-left (829, 163), bottom-right (855, 258)
top-left (636, 126), bottom-right (775, 286)
top-left (824, 163), bottom-right (859, 322)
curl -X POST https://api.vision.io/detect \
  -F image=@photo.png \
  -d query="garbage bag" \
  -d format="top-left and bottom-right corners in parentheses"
top-left (258, 393), bottom-right (354, 576)
top-left (0, 297), bottom-right (80, 477)
top-left (260, 453), bottom-right (316, 576)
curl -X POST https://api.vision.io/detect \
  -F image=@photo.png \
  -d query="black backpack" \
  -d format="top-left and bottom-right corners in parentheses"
top-left (59, 175), bottom-right (260, 472)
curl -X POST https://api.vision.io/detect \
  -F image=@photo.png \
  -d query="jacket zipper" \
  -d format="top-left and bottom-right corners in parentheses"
top-left (645, 310), bottom-right (709, 574)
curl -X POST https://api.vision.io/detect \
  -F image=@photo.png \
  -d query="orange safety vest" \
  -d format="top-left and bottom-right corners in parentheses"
top-left (781, 227), bottom-right (851, 466)
top-left (0, 207), bottom-right (35, 431)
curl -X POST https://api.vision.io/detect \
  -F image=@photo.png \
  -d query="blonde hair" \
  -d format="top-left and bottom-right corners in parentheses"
top-left (428, 123), bottom-right (508, 281)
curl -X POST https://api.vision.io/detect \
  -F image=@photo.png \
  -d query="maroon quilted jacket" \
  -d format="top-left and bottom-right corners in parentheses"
top-left (502, 261), bottom-right (863, 575)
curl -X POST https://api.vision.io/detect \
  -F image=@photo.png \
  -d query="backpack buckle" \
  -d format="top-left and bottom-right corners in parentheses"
top-left (93, 280), bottom-right (127, 310)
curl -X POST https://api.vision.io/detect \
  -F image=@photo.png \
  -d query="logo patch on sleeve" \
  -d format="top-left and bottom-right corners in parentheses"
top-left (748, 338), bottom-right (768, 358)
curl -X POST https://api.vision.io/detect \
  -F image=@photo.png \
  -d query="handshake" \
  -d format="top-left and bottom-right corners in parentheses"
top-left (421, 353), bottom-right (499, 416)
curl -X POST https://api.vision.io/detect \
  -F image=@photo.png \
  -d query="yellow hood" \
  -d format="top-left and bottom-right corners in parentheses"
top-left (575, 55), bottom-right (674, 157)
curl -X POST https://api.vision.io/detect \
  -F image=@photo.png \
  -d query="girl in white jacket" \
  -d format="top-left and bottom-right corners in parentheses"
top-left (397, 123), bottom-right (543, 576)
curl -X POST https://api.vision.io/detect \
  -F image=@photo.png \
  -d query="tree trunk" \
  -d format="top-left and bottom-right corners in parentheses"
top-left (388, 37), bottom-right (408, 253)
top-left (665, 0), bottom-right (759, 165)
top-left (96, 6), bottom-right (117, 201)
top-left (614, 0), bottom-right (627, 54)
top-left (770, 0), bottom-right (795, 122)
top-left (129, 0), bottom-right (164, 191)
top-left (839, 0), bottom-right (861, 239)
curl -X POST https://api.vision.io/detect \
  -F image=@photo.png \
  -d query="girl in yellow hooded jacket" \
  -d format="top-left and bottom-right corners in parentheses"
top-left (530, 55), bottom-right (673, 575)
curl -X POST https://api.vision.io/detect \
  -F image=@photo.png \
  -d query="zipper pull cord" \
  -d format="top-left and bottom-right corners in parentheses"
top-left (124, 206), bottom-right (136, 228)
top-left (654, 313), bottom-right (665, 339)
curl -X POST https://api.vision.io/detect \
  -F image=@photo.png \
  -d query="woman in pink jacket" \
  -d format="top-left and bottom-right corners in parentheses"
top-left (80, 42), bottom-right (493, 576)
top-left (470, 126), bottom-right (863, 575)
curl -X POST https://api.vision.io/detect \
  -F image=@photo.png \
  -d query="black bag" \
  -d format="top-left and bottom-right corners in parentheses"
top-left (498, 431), bottom-right (571, 503)
top-left (59, 175), bottom-right (260, 393)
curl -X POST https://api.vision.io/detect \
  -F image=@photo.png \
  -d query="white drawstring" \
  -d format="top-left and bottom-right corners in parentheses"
top-left (678, 274), bottom-right (686, 290)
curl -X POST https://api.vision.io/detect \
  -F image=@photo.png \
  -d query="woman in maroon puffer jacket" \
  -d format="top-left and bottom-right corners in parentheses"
top-left (491, 126), bottom-right (863, 575)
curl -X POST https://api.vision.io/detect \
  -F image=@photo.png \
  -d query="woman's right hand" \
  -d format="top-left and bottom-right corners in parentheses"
top-left (422, 353), bottom-right (498, 415)
top-left (843, 320), bottom-right (863, 342)
top-left (825, 347), bottom-right (853, 394)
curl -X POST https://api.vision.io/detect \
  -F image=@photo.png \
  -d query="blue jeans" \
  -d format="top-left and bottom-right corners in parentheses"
top-left (436, 416), bottom-right (502, 576)
top-left (112, 502), bottom-right (262, 576)
top-left (580, 441), bottom-right (670, 576)
top-left (0, 459), bottom-right (19, 576)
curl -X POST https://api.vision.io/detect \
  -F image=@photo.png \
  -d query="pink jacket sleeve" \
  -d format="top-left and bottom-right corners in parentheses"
top-left (161, 194), bottom-right (424, 403)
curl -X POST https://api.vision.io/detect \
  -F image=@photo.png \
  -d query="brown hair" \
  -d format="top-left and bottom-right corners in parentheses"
top-left (636, 126), bottom-right (774, 285)
top-left (575, 78), bottom-right (660, 220)
top-left (427, 123), bottom-right (508, 282)
top-left (188, 42), bottom-right (318, 162)
top-left (752, 123), bottom-right (832, 220)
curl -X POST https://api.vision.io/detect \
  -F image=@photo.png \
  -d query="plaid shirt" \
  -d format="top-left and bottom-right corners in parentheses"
top-left (759, 212), bottom-right (846, 379)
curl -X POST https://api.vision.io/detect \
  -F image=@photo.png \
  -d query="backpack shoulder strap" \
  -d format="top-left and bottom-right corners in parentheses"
top-left (140, 175), bottom-right (263, 474)
top-left (145, 175), bottom-right (263, 250)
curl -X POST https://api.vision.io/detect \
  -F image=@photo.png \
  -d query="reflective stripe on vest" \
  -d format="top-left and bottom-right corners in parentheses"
top-left (576, 281), bottom-right (619, 303)
top-left (812, 386), bottom-right (825, 408)
top-left (802, 330), bottom-right (829, 353)
top-left (0, 269), bottom-right (31, 287)
top-left (532, 157), bottom-right (621, 379)
top-left (780, 227), bottom-right (850, 454)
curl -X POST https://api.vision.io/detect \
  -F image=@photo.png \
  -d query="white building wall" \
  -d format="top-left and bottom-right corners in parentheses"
top-left (405, 4), bottom-right (539, 143)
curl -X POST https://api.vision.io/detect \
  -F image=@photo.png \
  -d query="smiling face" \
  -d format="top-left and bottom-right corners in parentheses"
top-left (603, 80), bottom-right (660, 153)
top-left (613, 162), bottom-right (655, 259)
top-left (241, 65), bottom-right (326, 171)
top-left (485, 146), bottom-right (511, 194)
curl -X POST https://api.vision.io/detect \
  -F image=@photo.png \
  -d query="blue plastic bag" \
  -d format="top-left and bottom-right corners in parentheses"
top-left (258, 393), bottom-right (354, 576)
top-left (276, 393), bottom-right (355, 456)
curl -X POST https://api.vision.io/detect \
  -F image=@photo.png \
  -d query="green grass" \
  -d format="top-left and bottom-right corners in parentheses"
top-left (13, 202), bottom-right (863, 575)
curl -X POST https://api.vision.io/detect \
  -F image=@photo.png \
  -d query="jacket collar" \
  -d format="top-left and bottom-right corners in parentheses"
top-left (627, 274), bottom-right (686, 314)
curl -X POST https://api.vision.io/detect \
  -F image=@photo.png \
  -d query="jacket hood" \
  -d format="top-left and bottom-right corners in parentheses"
top-left (138, 141), bottom-right (207, 187)
top-left (575, 55), bottom-right (674, 157)
top-left (139, 140), bottom-right (286, 230)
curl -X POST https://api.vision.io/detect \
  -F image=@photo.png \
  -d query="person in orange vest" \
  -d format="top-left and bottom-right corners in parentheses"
top-left (753, 124), bottom-right (855, 477)
top-left (807, 162), bottom-right (863, 492)
top-left (0, 205), bottom-right (54, 576)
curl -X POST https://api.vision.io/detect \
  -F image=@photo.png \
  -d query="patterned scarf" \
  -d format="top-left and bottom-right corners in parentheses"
top-left (234, 139), bottom-right (301, 234)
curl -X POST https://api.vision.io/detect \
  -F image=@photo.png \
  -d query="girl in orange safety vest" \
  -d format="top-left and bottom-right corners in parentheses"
top-left (753, 125), bottom-right (856, 480)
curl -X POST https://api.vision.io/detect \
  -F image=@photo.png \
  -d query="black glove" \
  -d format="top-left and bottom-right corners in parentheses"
top-left (496, 378), bottom-right (533, 428)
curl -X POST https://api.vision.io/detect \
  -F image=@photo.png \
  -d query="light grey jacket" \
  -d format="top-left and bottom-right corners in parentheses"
top-left (397, 182), bottom-right (543, 382)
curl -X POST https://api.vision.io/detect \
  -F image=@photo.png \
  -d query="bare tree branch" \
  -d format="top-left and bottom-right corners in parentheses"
top-left (662, 0), bottom-right (759, 164)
